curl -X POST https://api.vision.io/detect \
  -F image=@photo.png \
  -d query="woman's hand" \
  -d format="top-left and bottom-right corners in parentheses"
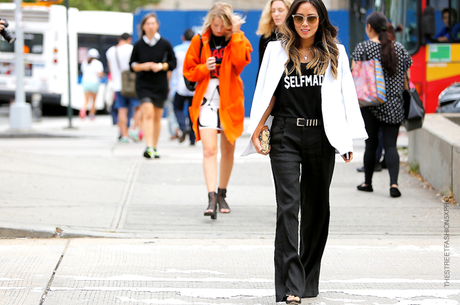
top-left (232, 15), bottom-right (242, 33)
top-left (138, 62), bottom-right (155, 72)
top-left (151, 62), bottom-right (164, 73)
top-left (225, 15), bottom-right (243, 39)
top-left (252, 125), bottom-right (270, 155)
top-left (251, 96), bottom-right (276, 155)
top-left (342, 152), bottom-right (353, 163)
top-left (206, 57), bottom-right (216, 71)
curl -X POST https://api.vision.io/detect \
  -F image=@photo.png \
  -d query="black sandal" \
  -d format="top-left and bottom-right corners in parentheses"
top-left (217, 188), bottom-right (231, 213)
top-left (286, 295), bottom-right (301, 304)
top-left (357, 183), bottom-right (373, 192)
top-left (204, 192), bottom-right (217, 219)
top-left (390, 186), bottom-right (401, 197)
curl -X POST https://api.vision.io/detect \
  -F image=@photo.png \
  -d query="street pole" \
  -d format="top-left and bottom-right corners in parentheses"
top-left (65, 0), bottom-right (74, 128)
top-left (9, 0), bottom-right (32, 129)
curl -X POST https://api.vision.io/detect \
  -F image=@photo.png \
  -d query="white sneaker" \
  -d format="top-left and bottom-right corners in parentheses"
top-left (119, 136), bottom-right (129, 143)
top-left (128, 130), bottom-right (140, 142)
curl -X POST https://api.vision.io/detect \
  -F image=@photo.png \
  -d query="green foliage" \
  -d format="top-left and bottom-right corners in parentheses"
top-left (0, 0), bottom-right (160, 12)
top-left (67, 0), bottom-right (161, 12)
top-left (408, 160), bottom-right (420, 175)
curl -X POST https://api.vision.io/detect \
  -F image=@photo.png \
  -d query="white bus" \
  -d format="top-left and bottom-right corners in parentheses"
top-left (0, 3), bottom-right (133, 111)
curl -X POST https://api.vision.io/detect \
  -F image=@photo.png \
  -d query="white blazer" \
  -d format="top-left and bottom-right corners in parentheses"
top-left (242, 41), bottom-right (368, 156)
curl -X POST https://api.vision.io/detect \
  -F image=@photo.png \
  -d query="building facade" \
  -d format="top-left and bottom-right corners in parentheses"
top-left (149, 0), bottom-right (349, 10)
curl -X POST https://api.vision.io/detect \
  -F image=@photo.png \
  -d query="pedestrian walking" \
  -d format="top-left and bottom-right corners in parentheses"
top-left (80, 48), bottom-right (105, 120)
top-left (356, 22), bottom-right (402, 173)
top-left (129, 12), bottom-right (177, 159)
top-left (256, 0), bottom-right (292, 67)
top-left (106, 33), bottom-right (142, 143)
top-left (172, 28), bottom-right (196, 145)
top-left (242, 0), bottom-right (367, 302)
top-left (183, 2), bottom-right (252, 219)
top-left (352, 12), bottom-right (412, 198)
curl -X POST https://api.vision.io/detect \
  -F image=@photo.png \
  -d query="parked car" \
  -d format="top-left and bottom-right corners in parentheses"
top-left (436, 82), bottom-right (460, 113)
top-left (437, 99), bottom-right (460, 113)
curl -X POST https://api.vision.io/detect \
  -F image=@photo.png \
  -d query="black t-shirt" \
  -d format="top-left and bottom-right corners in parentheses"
top-left (272, 63), bottom-right (323, 119)
top-left (209, 34), bottom-right (229, 78)
top-left (129, 38), bottom-right (176, 100)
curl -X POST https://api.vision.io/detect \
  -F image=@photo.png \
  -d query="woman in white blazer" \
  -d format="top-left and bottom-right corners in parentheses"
top-left (242, 0), bottom-right (367, 303)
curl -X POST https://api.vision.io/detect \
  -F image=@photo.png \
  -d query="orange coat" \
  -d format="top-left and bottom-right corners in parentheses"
top-left (183, 30), bottom-right (252, 144)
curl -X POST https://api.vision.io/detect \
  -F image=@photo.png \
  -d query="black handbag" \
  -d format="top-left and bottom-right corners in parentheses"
top-left (183, 34), bottom-right (202, 92)
top-left (403, 73), bottom-right (425, 131)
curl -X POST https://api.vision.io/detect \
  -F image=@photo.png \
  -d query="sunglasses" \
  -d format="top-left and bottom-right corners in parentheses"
top-left (292, 14), bottom-right (319, 24)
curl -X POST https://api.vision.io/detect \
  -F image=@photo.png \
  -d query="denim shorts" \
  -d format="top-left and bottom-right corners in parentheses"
top-left (114, 92), bottom-right (140, 109)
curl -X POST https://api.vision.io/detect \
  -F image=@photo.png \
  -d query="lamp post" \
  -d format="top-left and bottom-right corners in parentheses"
top-left (65, 0), bottom-right (74, 128)
top-left (10, 0), bottom-right (32, 129)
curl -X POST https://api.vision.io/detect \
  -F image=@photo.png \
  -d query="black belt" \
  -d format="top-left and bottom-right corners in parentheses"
top-left (275, 117), bottom-right (322, 127)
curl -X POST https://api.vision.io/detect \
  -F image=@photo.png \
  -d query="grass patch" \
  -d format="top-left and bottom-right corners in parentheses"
top-left (408, 160), bottom-right (420, 175)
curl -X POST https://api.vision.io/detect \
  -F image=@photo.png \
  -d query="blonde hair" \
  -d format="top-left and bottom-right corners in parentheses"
top-left (256, 0), bottom-right (293, 38)
top-left (279, 0), bottom-right (339, 79)
top-left (202, 2), bottom-right (234, 34)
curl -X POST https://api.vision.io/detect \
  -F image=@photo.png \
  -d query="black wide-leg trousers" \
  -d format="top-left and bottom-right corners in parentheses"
top-left (269, 117), bottom-right (335, 302)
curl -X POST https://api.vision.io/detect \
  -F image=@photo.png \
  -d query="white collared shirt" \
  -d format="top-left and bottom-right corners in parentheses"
top-left (143, 33), bottom-right (161, 46)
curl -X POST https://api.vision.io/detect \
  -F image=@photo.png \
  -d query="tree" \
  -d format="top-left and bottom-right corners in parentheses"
top-left (0, 0), bottom-right (160, 12)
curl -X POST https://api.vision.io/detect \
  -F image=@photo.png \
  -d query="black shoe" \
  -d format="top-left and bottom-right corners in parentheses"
top-left (390, 187), bottom-right (401, 197)
top-left (357, 183), bottom-right (373, 192)
top-left (217, 188), bottom-right (231, 213)
top-left (204, 192), bottom-right (217, 219)
top-left (143, 147), bottom-right (154, 159)
top-left (178, 129), bottom-right (188, 143)
top-left (153, 147), bottom-right (160, 159)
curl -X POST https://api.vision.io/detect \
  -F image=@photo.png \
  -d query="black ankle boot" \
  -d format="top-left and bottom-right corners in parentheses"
top-left (204, 192), bottom-right (217, 219)
top-left (217, 188), bottom-right (231, 213)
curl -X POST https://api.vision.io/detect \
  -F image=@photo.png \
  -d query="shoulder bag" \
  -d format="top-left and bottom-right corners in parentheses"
top-left (183, 34), bottom-right (202, 92)
top-left (352, 44), bottom-right (386, 107)
top-left (403, 72), bottom-right (425, 131)
top-left (115, 47), bottom-right (137, 98)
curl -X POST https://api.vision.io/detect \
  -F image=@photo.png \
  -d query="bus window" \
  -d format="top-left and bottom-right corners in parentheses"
top-left (0, 33), bottom-right (44, 54)
top-left (429, 0), bottom-right (460, 42)
top-left (77, 33), bottom-right (118, 76)
top-left (376, 0), bottom-right (420, 54)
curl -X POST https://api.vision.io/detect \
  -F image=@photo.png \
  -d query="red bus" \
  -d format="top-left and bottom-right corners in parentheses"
top-left (350, 0), bottom-right (460, 113)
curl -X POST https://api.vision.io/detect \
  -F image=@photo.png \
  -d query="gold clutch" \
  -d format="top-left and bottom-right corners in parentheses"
top-left (259, 125), bottom-right (270, 154)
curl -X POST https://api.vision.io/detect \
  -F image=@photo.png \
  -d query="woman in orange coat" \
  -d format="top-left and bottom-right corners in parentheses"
top-left (183, 2), bottom-right (252, 220)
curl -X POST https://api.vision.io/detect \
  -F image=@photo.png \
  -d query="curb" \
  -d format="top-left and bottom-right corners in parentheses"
top-left (0, 225), bottom-right (57, 239)
top-left (0, 132), bottom-right (77, 138)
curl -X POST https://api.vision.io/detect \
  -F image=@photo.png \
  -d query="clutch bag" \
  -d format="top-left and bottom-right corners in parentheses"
top-left (259, 126), bottom-right (270, 154)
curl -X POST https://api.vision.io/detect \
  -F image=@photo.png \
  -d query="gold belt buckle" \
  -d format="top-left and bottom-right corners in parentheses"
top-left (296, 118), bottom-right (305, 126)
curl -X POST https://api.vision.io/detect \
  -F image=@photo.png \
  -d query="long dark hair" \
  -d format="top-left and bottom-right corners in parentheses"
top-left (279, 0), bottom-right (339, 78)
top-left (367, 12), bottom-right (397, 75)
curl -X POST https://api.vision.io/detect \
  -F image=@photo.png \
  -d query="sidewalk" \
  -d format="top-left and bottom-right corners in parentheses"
top-left (0, 114), bottom-right (459, 304)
